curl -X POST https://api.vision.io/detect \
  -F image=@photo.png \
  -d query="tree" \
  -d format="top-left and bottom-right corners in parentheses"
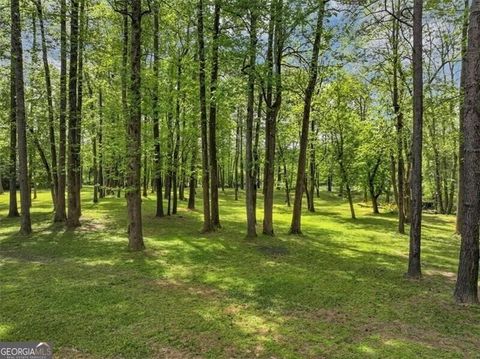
top-left (197, 0), bottom-right (213, 232)
top-left (245, 6), bottom-right (258, 238)
top-left (11, 0), bottom-right (32, 234)
top-left (290, 0), bottom-right (327, 234)
top-left (55, 0), bottom-right (68, 222)
top-left (152, 3), bottom-right (164, 218)
top-left (209, 0), bottom-right (221, 228)
top-left (67, 0), bottom-right (81, 228)
top-left (454, 0), bottom-right (480, 305)
top-left (262, 0), bottom-right (283, 236)
top-left (407, 0), bottom-right (423, 279)
top-left (125, 0), bottom-right (146, 250)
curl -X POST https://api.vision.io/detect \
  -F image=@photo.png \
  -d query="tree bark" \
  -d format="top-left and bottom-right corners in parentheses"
top-left (197, 0), bottom-right (213, 232)
top-left (407, 0), bottom-right (423, 279)
top-left (125, 0), bottom-right (145, 250)
top-left (35, 0), bottom-right (58, 212)
top-left (8, 54), bottom-right (19, 218)
top-left (245, 8), bottom-right (258, 238)
top-left (392, 9), bottom-right (406, 234)
top-left (290, 0), bottom-right (326, 234)
top-left (209, 0), bottom-right (221, 228)
top-left (262, 0), bottom-right (283, 235)
top-left (454, 0), bottom-right (480, 304)
top-left (11, 0), bottom-right (31, 234)
top-left (67, 0), bottom-right (81, 228)
top-left (153, 6), bottom-right (164, 217)
top-left (456, 0), bottom-right (470, 233)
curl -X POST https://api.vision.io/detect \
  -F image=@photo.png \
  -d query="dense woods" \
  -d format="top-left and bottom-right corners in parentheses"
top-left (1, 0), bottom-right (479, 312)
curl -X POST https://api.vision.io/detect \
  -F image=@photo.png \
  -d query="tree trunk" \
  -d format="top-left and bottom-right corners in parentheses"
top-left (262, 0), bottom-right (283, 235)
top-left (36, 0), bottom-right (58, 211)
top-left (209, 0), bottom-right (221, 228)
top-left (54, 0), bottom-right (67, 222)
top-left (308, 117), bottom-right (316, 212)
top-left (407, 0), bottom-right (423, 279)
top-left (67, 0), bottom-right (81, 228)
top-left (188, 144), bottom-right (197, 210)
top-left (125, 0), bottom-right (145, 250)
top-left (153, 6), bottom-right (164, 217)
top-left (11, 0), bottom-right (31, 234)
top-left (245, 8), bottom-right (258, 238)
top-left (392, 10), bottom-right (405, 234)
top-left (8, 54), bottom-right (19, 218)
top-left (454, 0), bottom-right (480, 304)
top-left (290, 0), bottom-right (326, 234)
top-left (456, 0), bottom-right (470, 233)
top-left (197, 0), bottom-right (213, 232)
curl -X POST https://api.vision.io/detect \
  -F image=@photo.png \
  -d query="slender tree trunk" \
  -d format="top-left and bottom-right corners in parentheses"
top-left (407, 0), bottom-right (423, 279)
top-left (245, 8), bottom-right (258, 238)
top-left (54, 0), bottom-right (67, 222)
top-left (98, 89), bottom-right (105, 198)
top-left (11, 0), bottom-right (31, 234)
top-left (153, 6), bottom-right (164, 217)
top-left (188, 144), bottom-right (197, 210)
top-left (290, 0), bottom-right (326, 234)
top-left (125, 0), bottom-right (145, 250)
top-left (93, 126), bottom-right (98, 204)
top-left (392, 10), bottom-right (405, 234)
top-left (262, 0), bottom-right (283, 235)
top-left (8, 56), bottom-right (19, 218)
top-left (234, 114), bottom-right (240, 201)
top-left (36, 0), bottom-right (58, 211)
top-left (209, 0), bottom-right (221, 228)
top-left (454, 0), bottom-right (480, 304)
top-left (308, 117), bottom-right (316, 212)
top-left (197, 0), bottom-right (213, 232)
top-left (456, 0), bottom-right (470, 233)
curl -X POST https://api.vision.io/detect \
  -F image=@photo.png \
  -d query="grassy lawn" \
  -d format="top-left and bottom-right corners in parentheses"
top-left (1, 188), bottom-right (479, 358)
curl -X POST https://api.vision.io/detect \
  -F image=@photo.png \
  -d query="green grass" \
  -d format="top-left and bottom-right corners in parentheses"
top-left (1, 188), bottom-right (479, 358)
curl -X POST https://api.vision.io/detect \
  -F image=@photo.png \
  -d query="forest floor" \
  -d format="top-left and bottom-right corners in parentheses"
top-left (0, 188), bottom-right (479, 358)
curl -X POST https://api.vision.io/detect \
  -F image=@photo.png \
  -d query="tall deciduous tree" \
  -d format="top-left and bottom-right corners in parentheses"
top-left (407, 0), bottom-right (423, 279)
top-left (245, 5), bottom-right (258, 238)
top-left (290, 0), bottom-right (326, 234)
top-left (454, 0), bottom-right (480, 305)
top-left (262, 0), bottom-right (283, 236)
top-left (209, 0), bottom-right (221, 228)
top-left (67, 0), bottom-right (81, 228)
top-left (55, 0), bottom-right (68, 222)
top-left (11, 0), bottom-right (32, 234)
top-left (125, 0), bottom-right (146, 250)
top-left (197, 0), bottom-right (213, 232)
top-left (153, 3), bottom-right (164, 218)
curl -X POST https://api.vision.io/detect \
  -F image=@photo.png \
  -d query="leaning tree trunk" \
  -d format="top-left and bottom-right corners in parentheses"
top-left (454, 0), bottom-right (480, 305)
top-left (290, 0), bottom-right (326, 234)
top-left (245, 8), bottom-right (258, 238)
top-left (197, 0), bottom-right (213, 232)
top-left (407, 0), bottom-right (423, 279)
top-left (125, 0), bottom-right (145, 250)
top-left (11, 0), bottom-right (31, 234)
top-left (36, 0), bottom-right (58, 211)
